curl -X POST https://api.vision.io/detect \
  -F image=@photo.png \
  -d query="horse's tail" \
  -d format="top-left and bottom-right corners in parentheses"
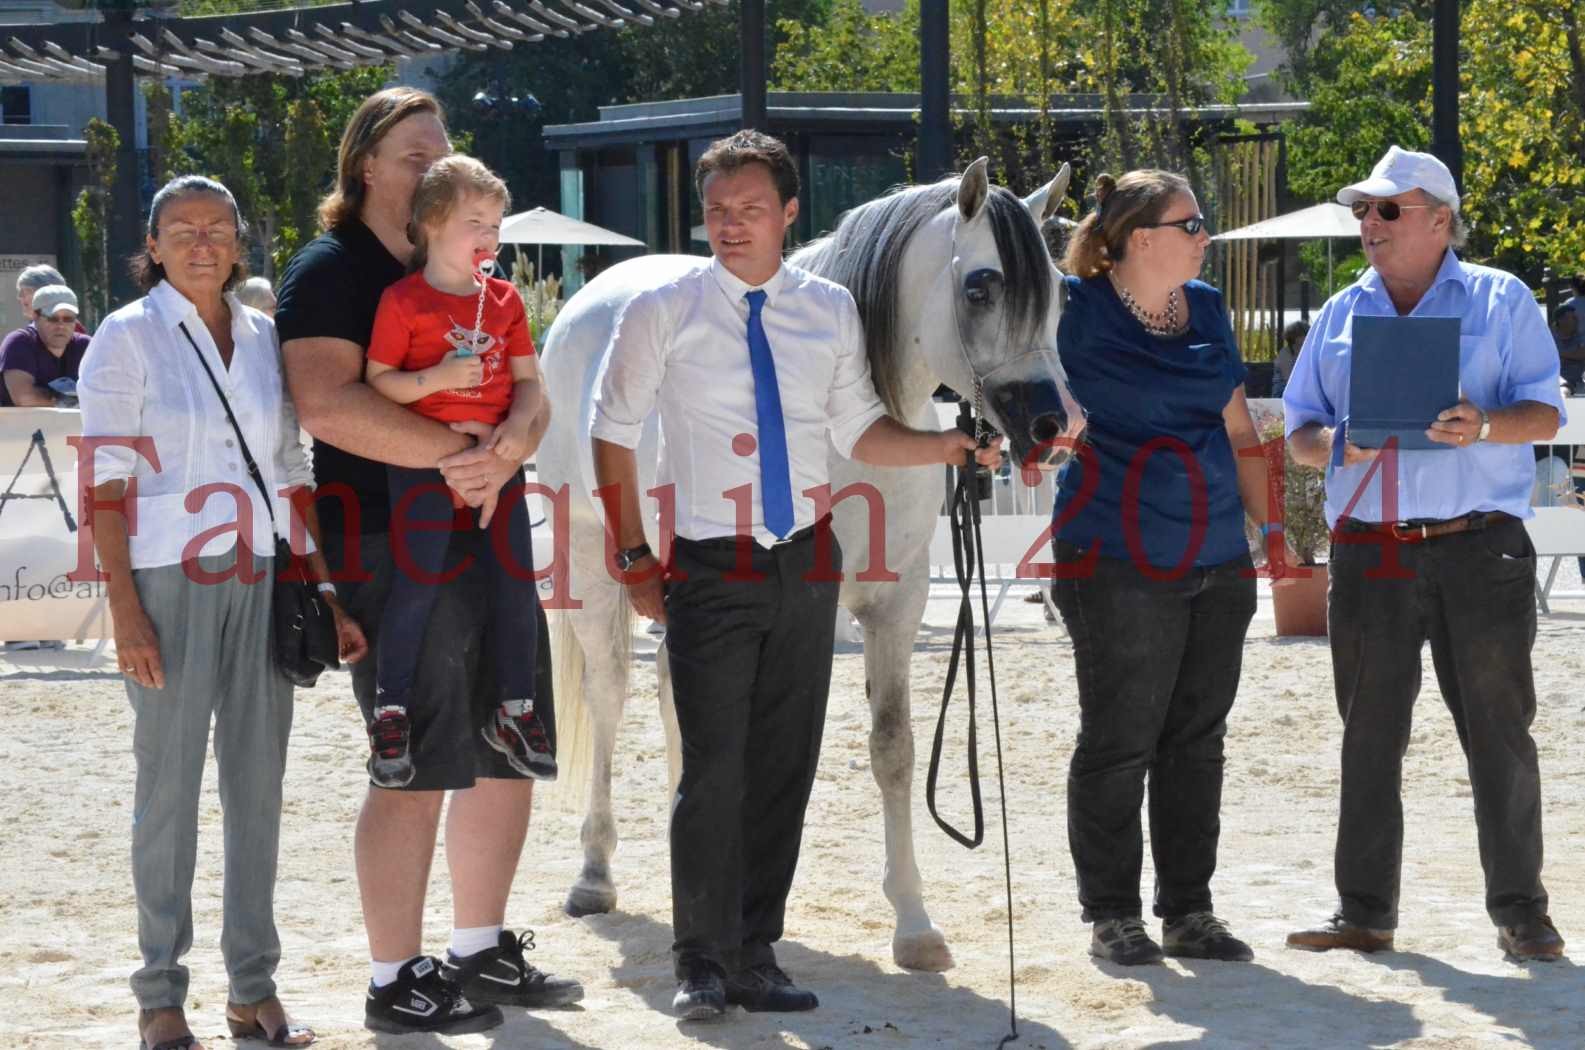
top-left (546, 593), bottom-right (630, 812)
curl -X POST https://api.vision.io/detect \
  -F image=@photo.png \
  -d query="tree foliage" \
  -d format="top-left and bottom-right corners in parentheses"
top-left (158, 67), bottom-right (392, 278)
top-left (771, 0), bottom-right (1249, 193)
top-left (70, 118), bottom-right (119, 326)
top-left (1283, 2), bottom-right (1585, 278)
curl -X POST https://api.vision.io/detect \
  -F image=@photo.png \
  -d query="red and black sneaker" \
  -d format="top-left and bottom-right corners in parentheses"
top-left (482, 699), bottom-right (557, 781)
top-left (367, 705), bottom-right (416, 788)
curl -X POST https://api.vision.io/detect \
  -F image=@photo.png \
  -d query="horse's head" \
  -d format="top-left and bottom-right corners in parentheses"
top-left (938, 157), bottom-right (1085, 469)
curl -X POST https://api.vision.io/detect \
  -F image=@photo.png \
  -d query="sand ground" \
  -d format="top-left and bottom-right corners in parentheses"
top-left (7, 581), bottom-right (1585, 1050)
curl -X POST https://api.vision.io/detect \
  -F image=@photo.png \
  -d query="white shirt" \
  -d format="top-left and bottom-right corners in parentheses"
top-left (593, 258), bottom-right (887, 547)
top-left (77, 280), bottom-right (314, 570)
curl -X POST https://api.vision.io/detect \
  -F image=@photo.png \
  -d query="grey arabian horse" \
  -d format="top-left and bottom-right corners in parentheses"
top-left (535, 158), bottom-right (1084, 971)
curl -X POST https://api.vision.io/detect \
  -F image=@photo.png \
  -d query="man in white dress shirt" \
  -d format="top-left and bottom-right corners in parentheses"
top-left (592, 130), bottom-right (1002, 1020)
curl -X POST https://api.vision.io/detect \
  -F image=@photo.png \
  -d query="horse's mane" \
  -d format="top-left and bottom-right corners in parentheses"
top-left (792, 178), bottom-right (1053, 417)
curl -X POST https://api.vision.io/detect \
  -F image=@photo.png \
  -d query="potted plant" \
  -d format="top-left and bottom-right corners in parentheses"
top-left (1250, 415), bottom-right (1330, 636)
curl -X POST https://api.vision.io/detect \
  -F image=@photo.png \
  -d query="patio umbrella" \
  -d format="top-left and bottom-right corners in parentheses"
top-left (497, 207), bottom-right (647, 311)
top-left (1213, 202), bottom-right (1360, 286)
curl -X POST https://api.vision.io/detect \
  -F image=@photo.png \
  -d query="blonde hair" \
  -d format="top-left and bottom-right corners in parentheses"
top-left (319, 87), bottom-right (446, 232)
top-left (1062, 169), bottom-right (1193, 279)
top-left (406, 155), bottom-right (511, 273)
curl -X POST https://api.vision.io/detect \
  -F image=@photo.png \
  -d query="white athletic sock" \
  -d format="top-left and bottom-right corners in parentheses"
top-left (449, 924), bottom-right (503, 959)
top-left (371, 956), bottom-right (418, 988)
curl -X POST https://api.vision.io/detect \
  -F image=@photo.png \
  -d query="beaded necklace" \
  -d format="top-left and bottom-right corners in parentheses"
top-left (1109, 273), bottom-right (1188, 338)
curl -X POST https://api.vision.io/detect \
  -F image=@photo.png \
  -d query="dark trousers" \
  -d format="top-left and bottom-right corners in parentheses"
top-left (1328, 515), bottom-right (1548, 930)
top-left (378, 465), bottom-right (538, 707)
top-left (1053, 545), bottom-right (1257, 922)
top-left (665, 524), bottom-right (842, 977)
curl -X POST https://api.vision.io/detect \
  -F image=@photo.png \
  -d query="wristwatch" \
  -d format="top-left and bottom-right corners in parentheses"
top-left (1475, 406), bottom-right (1491, 443)
top-left (615, 543), bottom-right (653, 571)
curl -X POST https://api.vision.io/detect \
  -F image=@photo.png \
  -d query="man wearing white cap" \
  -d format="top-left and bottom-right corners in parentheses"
top-left (1282, 146), bottom-right (1566, 961)
top-left (0, 283), bottom-right (90, 407)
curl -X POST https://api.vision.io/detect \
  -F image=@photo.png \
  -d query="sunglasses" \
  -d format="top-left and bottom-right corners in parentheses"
top-left (1350, 200), bottom-right (1434, 222)
top-left (1142, 215), bottom-right (1208, 236)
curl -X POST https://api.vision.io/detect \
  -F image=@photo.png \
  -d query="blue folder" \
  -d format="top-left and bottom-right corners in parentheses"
top-left (1345, 315), bottom-right (1461, 451)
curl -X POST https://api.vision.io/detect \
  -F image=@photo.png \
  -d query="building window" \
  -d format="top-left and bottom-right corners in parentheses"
top-left (1227, 0), bottom-right (1252, 16)
top-left (1, 86), bottom-right (30, 125)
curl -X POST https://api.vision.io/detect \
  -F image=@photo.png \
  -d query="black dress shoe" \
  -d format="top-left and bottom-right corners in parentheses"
top-left (673, 962), bottom-right (726, 1021)
top-left (724, 963), bottom-right (819, 1012)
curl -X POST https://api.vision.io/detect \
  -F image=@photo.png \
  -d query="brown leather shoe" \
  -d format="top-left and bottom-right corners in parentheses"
top-left (1498, 916), bottom-right (1565, 962)
top-left (1286, 915), bottom-right (1393, 953)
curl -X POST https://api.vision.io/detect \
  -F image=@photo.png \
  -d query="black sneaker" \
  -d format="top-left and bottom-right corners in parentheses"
top-left (482, 700), bottom-right (558, 781)
top-left (1089, 917), bottom-right (1165, 965)
top-left (442, 929), bottom-right (584, 1007)
top-left (672, 960), bottom-right (727, 1021)
top-left (367, 705), bottom-right (415, 788)
top-left (364, 955), bottom-right (502, 1035)
top-left (1162, 912), bottom-right (1255, 962)
top-left (724, 963), bottom-right (819, 1012)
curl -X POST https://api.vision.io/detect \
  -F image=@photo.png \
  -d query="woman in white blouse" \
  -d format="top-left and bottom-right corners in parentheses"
top-left (78, 176), bottom-right (366, 1050)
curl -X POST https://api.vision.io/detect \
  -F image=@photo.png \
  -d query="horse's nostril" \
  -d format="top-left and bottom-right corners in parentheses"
top-left (1030, 412), bottom-right (1065, 445)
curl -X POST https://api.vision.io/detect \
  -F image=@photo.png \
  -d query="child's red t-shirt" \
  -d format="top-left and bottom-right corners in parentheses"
top-left (367, 272), bottom-right (535, 426)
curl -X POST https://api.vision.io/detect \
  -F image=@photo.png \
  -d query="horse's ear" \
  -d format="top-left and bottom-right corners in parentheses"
top-left (958, 157), bottom-right (990, 222)
top-left (1024, 162), bottom-right (1073, 224)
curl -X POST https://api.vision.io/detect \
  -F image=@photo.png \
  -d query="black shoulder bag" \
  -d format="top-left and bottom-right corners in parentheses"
top-left (179, 322), bottom-right (340, 687)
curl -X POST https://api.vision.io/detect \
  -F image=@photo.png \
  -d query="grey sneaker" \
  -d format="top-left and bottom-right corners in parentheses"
top-left (1163, 912), bottom-right (1255, 962)
top-left (1090, 917), bottom-right (1165, 965)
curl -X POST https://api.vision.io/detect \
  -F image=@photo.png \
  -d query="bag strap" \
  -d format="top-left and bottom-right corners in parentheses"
top-left (177, 321), bottom-right (283, 540)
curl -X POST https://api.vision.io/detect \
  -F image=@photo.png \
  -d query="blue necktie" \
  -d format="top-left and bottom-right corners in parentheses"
top-left (744, 289), bottom-right (794, 539)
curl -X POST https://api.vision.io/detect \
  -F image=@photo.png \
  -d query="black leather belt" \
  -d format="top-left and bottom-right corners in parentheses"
top-left (679, 516), bottom-right (831, 551)
top-left (1338, 510), bottom-right (1514, 542)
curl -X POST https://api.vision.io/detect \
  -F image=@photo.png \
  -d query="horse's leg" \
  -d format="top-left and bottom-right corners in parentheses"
top-left (563, 574), bottom-right (631, 917)
top-left (860, 578), bottom-right (955, 972)
top-left (655, 637), bottom-right (682, 800)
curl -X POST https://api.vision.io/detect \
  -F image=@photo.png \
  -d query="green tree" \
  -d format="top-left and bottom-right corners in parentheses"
top-left (438, 0), bottom-right (829, 216)
top-left (162, 66), bottom-right (392, 277)
top-left (1284, 2), bottom-right (1585, 278)
top-left (70, 118), bottom-right (119, 326)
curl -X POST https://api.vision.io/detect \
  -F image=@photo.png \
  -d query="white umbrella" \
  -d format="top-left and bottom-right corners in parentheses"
top-left (1213, 202), bottom-right (1360, 286)
top-left (497, 206), bottom-right (647, 308)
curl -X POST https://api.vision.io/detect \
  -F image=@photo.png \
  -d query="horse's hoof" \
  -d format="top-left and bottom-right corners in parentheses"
top-left (893, 927), bottom-right (955, 972)
top-left (564, 883), bottom-right (617, 917)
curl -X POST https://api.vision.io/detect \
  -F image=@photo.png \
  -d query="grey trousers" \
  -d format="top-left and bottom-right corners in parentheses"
top-left (126, 551), bottom-right (293, 1010)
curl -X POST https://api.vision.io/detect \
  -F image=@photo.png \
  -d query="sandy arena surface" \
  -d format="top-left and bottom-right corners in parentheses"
top-left (7, 582), bottom-right (1585, 1050)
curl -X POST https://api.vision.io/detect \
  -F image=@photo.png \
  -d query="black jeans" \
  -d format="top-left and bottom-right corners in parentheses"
top-left (378, 465), bottom-right (539, 709)
top-left (1328, 515), bottom-right (1547, 930)
top-left (1053, 544), bottom-right (1257, 922)
top-left (665, 523), bottom-right (841, 978)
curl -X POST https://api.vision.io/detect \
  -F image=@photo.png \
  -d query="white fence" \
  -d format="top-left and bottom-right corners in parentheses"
top-left (925, 397), bottom-right (1585, 618)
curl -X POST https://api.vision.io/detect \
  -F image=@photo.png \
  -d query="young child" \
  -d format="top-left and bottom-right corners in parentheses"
top-left (362, 154), bottom-right (554, 788)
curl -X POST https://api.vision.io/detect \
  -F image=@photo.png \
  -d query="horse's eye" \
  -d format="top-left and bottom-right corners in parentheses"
top-left (964, 268), bottom-right (1003, 308)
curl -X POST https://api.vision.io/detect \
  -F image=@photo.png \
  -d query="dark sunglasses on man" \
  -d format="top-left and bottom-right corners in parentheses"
top-left (1141, 214), bottom-right (1209, 236)
top-left (1350, 199), bottom-right (1435, 222)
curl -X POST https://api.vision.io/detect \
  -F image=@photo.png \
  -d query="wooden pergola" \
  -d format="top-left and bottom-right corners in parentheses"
top-left (0, 0), bottom-right (728, 300)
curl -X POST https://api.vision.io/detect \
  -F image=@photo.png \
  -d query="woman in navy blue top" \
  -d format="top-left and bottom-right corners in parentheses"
top-left (1052, 170), bottom-right (1287, 967)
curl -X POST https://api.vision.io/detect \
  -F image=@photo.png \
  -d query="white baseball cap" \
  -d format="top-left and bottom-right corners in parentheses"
top-left (1337, 145), bottom-right (1460, 212)
top-left (31, 284), bottom-right (79, 319)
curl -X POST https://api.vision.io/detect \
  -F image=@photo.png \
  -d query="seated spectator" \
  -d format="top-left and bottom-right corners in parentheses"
top-left (236, 275), bottom-right (277, 316)
top-left (1, 285), bottom-right (90, 407)
top-left (14, 264), bottom-right (86, 337)
top-left (1272, 320), bottom-right (1309, 399)
top-left (15, 263), bottom-right (66, 315)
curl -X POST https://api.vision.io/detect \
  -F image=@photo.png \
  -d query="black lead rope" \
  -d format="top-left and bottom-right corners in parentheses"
top-left (925, 399), bottom-right (1020, 1049)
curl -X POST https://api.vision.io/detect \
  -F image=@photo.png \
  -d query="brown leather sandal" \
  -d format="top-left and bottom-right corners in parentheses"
top-left (225, 998), bottom-right (315, 1048)
top-left (137, 1007), bottom-right (201, 1050)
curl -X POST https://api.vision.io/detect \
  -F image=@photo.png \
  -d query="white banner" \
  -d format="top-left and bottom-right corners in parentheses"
top-left (0, 407), bottom-right (112, 642)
